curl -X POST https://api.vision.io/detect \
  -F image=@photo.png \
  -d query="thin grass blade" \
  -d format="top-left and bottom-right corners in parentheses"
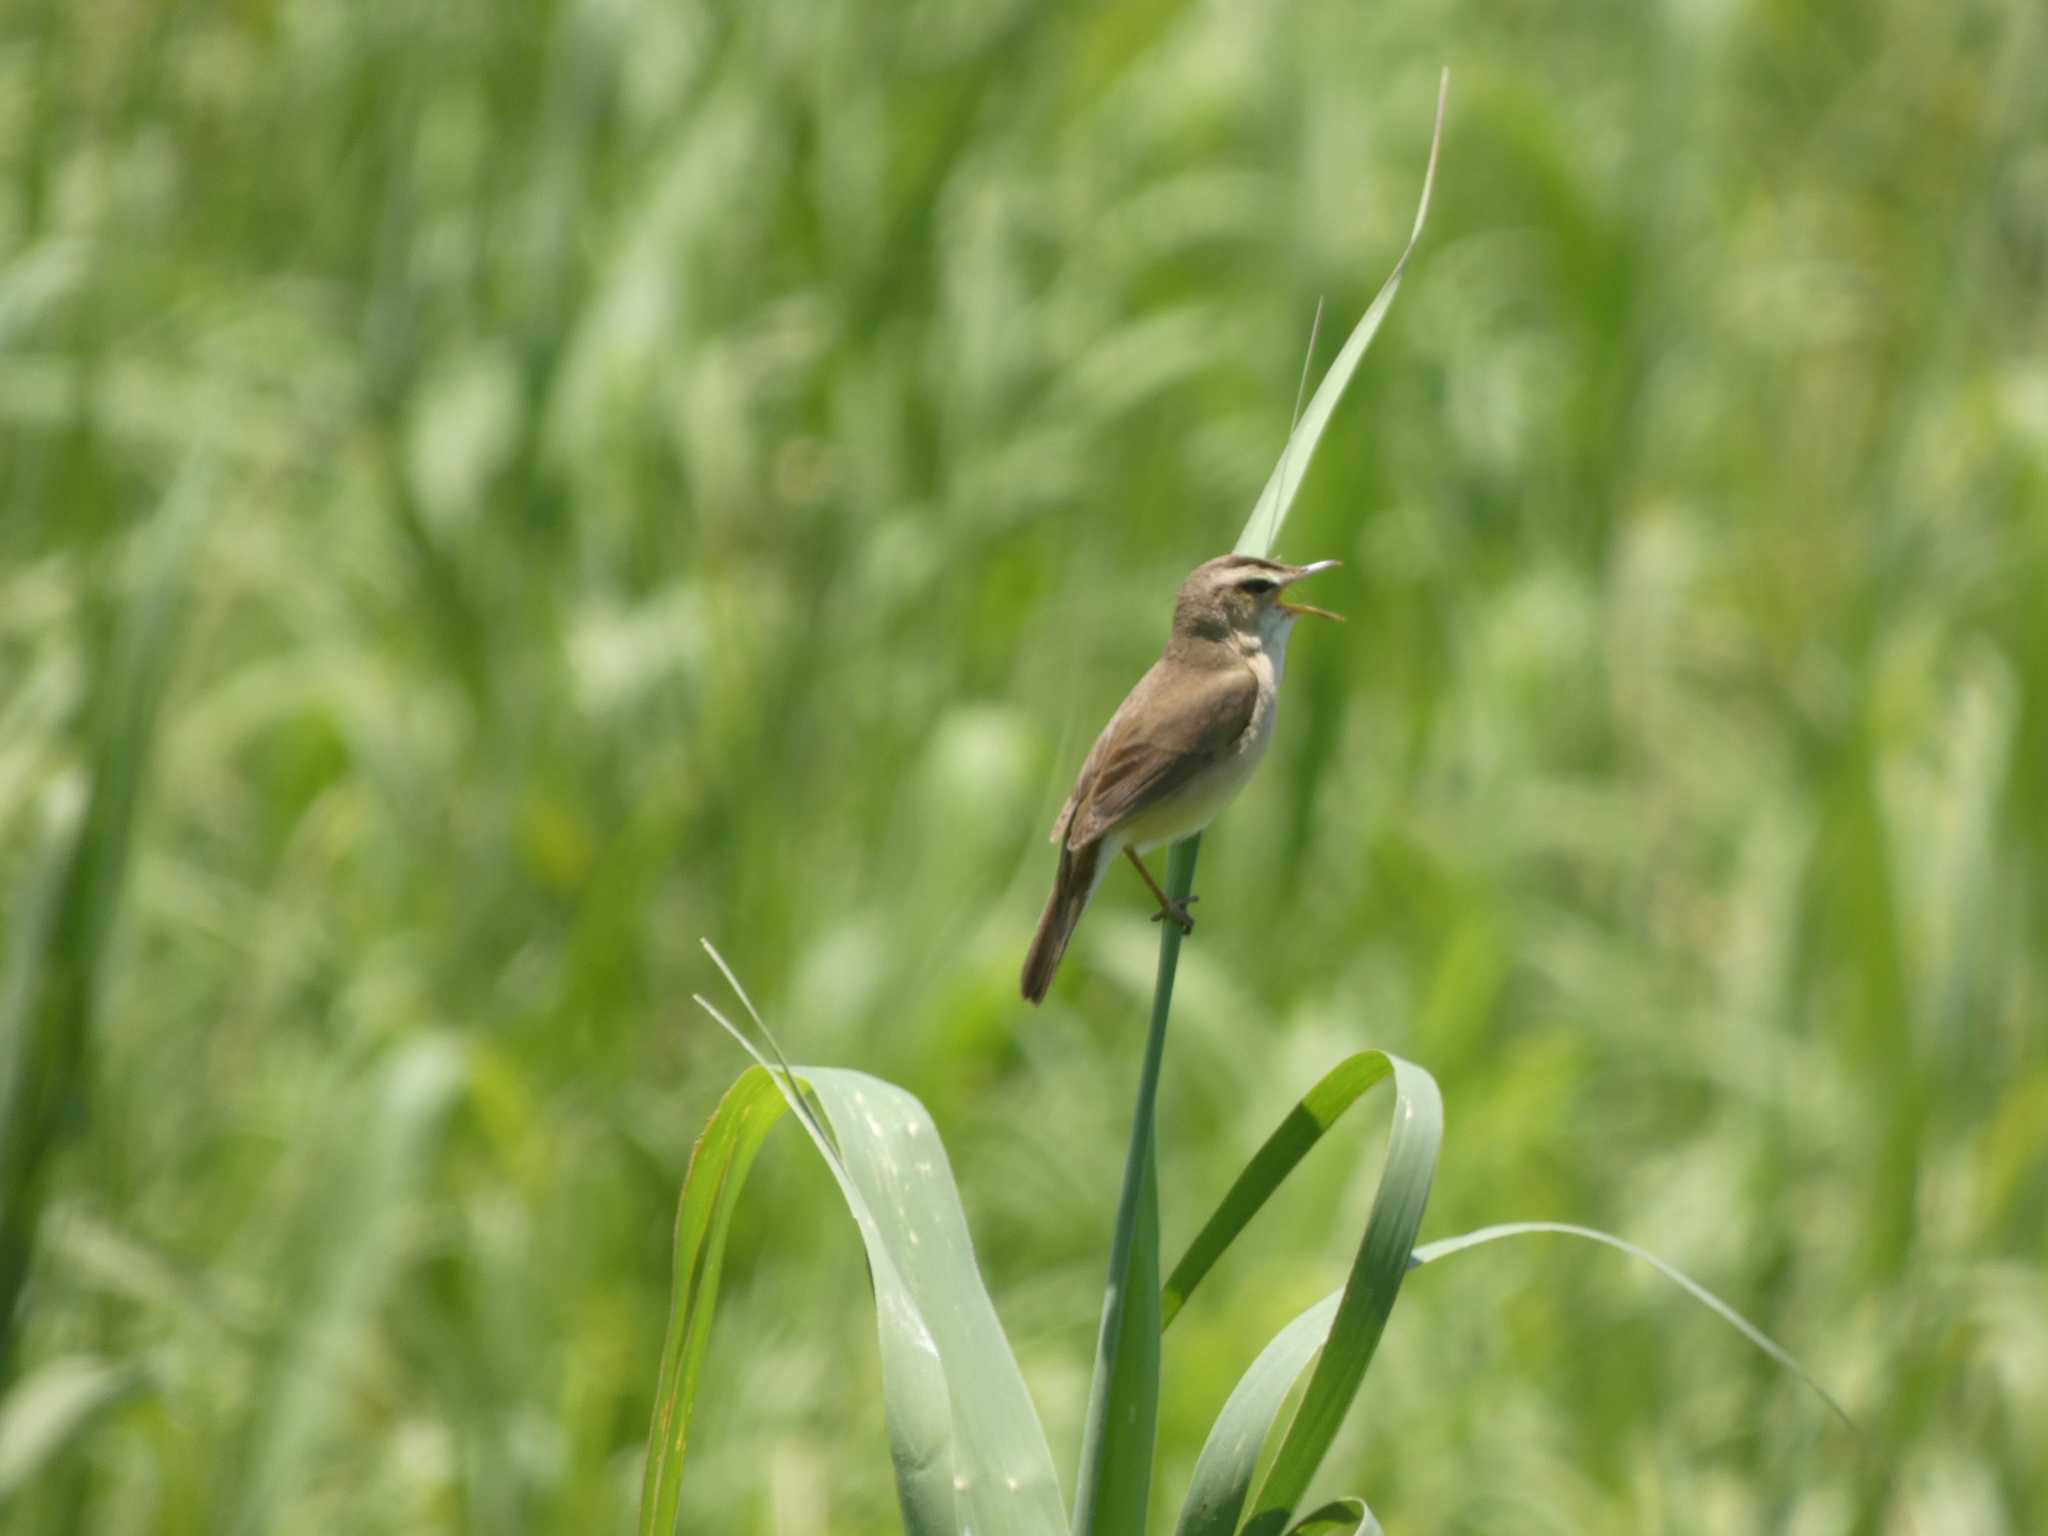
top-left (0, 468), bottom-right (208, 1386)
top-left (1412, 1222), bottom-right (1856, 1430)
top-left (1235, 71), bottom-right (1446, 561)
top-left (0, 1355), bottom-right (150, 1504)
top-left (230, 1039), bottom-right (466, 1533)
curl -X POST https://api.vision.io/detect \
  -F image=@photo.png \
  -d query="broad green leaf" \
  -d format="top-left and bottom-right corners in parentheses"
top-left (1235, 71), bottom-right (1446, 562)
top-left (659, 993), bottom-right (1067, 1536)
top-left (1172, 1054), bottom-right (1441, 1536)
top-left (1412, 1222), bottom-right (1855, 1429)
top-left (1071, 836), bottom-right (1198, 1536)
top-left (0, 1355), bottom-right (149, 1503)
top-left (803, 1067), bottom-right (1065, 1534)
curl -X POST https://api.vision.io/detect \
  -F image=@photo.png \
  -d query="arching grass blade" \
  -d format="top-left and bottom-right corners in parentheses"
top-left (1164, 1052), bottom-right (1399, 1330)
top-left (1412, 1221), bottom-right (1856, 1430)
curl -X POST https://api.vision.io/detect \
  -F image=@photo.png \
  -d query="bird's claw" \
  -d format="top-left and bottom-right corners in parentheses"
top-left (1149, 894), bottom-right (1199, 935)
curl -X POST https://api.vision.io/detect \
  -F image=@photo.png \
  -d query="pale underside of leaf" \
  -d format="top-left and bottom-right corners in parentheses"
top-left (659, 987), bottom-right (1067, 1536)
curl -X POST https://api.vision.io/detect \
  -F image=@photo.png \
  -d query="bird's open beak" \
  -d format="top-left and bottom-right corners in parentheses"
top-left (1279, 559), bottom-right (1343, 622)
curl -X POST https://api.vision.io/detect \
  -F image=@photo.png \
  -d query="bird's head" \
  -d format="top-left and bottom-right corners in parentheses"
top-left (1172, 554), bottom-right (1342, 646)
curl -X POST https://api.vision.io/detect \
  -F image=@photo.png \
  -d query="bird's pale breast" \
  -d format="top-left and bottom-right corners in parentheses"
top-left (1118, 650), bottom-right (1280, 853)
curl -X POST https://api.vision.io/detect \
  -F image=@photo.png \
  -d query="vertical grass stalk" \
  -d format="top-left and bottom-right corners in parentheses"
top-left (1070, 836), bottom-right (1201, 1535)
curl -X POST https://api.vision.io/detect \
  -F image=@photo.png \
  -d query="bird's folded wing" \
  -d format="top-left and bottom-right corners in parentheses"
top-left (1051, 721), bottom-right (1114, 845)
top-left (1064, 660), bottom-right (1257, 849)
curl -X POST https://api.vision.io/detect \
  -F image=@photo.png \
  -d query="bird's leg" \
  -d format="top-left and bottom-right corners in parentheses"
top-left (1124, 846), bottom-right (1197, 935)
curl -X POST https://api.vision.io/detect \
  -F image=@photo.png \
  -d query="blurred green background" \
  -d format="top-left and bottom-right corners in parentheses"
top-left (4, 0), bottom-right (2046, 1530)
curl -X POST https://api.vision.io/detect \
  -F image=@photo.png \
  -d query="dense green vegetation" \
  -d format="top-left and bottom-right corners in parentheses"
top-left (3, 0), bottom-right (2044, 1531)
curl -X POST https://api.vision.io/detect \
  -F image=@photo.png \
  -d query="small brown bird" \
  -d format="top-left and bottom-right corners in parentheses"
top-left (1021, 554), bottom-right (1340, 1003)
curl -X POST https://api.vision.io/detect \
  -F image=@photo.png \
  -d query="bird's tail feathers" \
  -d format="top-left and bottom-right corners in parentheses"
top-left (1020, 839), bottom-right (1105, 1004)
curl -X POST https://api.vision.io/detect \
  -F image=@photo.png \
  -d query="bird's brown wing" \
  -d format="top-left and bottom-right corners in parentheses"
top-left (1050, 719), bottom-right (1113, 845)
top-left (1060, 658), bottom-right (1257, 850)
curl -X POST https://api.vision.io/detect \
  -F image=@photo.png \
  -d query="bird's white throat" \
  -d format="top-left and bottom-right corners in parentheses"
top-left (1241, 608), bottom-right (1301, 684)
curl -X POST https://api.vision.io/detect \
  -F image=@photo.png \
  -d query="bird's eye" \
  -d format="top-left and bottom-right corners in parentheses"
top-left (1240, 577), bottom-right (1278, 595)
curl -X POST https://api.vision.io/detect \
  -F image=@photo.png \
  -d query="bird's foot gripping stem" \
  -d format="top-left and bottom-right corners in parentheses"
top-left (1124, 846), bottom-right (1197, 936)
top-left (1147, 893), bottom-right (1199, 935)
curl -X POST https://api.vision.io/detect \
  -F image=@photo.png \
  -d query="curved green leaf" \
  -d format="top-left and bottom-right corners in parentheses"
top-left (1411, 1221), bottom-right (1855, 1429)
top-left (1289, 1497), bottom-right (1379, 1535)
top-left (1164, 1053), bottom-right (1397, 1330)
top-left (639, 1066), bottom-right (792, 1536)
top-left (803, 1066), bottom-right (1066, 1533)
top-left (1173, 1054), bottom-right (1442, 1536)
top-left (646, 1004), bottom-right (1067, 1536)
top-left (1173, 1293), bottom-right (1335, 1536)
top-left (1247, 1054), bottom-right (1439, 1533)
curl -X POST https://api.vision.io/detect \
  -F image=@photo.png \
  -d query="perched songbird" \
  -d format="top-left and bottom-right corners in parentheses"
top-left (1021, 554), bottom-right (1340, 1003)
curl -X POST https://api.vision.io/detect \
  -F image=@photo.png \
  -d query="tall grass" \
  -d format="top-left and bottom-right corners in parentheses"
top-left (2, 0), bottom-right (2045, 1531)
